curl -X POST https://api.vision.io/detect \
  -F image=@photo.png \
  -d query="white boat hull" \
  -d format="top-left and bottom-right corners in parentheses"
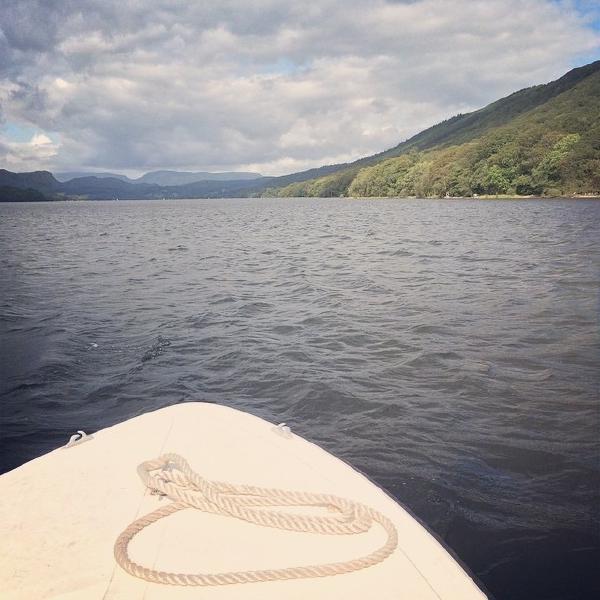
top-left (0, 402), bottom-right (487, 599)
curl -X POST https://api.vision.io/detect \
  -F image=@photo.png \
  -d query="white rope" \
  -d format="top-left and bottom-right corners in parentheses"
top-left (114, 453), bottom-right (398, 586)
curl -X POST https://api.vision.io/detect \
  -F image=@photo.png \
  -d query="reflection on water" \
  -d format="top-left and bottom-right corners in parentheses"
top-left (1, 198), bottom-right (599, 599)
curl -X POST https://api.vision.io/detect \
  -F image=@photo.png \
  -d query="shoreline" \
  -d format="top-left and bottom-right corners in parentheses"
top-left (2, 194), bottom-right (600, 203)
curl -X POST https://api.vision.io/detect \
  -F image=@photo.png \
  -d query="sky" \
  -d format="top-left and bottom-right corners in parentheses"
top-left (0, 0), bottom-right (598, 177)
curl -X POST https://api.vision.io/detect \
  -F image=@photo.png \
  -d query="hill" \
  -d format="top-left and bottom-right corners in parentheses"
top-left (264, 60), bottom-right (600, 198)
top-left (0, 169), bottom-right (60, 194)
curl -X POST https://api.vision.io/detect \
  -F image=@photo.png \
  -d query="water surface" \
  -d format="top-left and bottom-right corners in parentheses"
top-left (1, 198), bottom-right (599, 599)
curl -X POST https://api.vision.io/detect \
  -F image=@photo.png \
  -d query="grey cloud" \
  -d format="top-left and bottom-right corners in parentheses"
top-left (9, 81), bottom-right (48, 114)
top-left (0, 1), bottom-right (69, 52)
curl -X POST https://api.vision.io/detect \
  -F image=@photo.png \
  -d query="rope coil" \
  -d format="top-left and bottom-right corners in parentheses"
top-left (114, 453), bottom-right (398, 586)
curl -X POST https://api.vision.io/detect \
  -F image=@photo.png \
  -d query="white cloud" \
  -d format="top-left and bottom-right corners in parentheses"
top-left (0, 132), bottom-right (59, 171)
top-left (0, 0), bottom-right (598, 175)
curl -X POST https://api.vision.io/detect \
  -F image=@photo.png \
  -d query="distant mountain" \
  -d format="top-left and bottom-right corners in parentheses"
top-left (55, 171), bottom-right (133, 183)
top-left (136, 170), bottom-right (262, 185)
top-left (54, 169), bottom-right (263, 187)
top-left (58, 176), bottom-right (161, 199)
top-left (265, 60), bottom-right (600, 197)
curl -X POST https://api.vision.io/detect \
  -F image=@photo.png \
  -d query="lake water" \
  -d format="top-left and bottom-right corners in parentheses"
top-left (1, 198), bottom-right (598, 599)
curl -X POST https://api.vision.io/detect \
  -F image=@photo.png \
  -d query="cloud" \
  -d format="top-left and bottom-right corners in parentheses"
top-left (0, 130), bottom-right (59, 171)
top-left (0, 0), bottom-right (598, 175)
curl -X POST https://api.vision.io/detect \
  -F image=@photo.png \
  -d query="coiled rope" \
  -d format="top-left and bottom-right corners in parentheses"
top-left (114, 453), bottom-right (398, 586)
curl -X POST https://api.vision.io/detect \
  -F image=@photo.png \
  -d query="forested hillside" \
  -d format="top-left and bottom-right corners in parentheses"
top-left (265, 62), bottom-right (600, 198)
